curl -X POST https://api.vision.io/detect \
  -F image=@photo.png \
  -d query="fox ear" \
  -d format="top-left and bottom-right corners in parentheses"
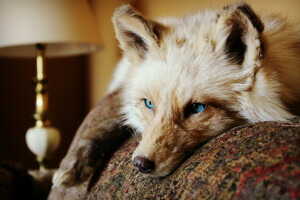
top-left (113, 5), bottom-right (166, 62)
top-left (216, 2), bottom-right (264, 67)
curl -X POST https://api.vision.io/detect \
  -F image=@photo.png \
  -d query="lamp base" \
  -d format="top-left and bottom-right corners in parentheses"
top-left (26, 126), bottom-right (60, 170)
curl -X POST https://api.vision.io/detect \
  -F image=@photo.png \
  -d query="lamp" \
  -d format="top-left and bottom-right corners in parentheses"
top-left (0, 0), bottom-right (102, 170)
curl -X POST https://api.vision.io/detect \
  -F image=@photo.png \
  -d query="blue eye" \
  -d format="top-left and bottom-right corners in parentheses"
top-left (189, 103), bottom-right (206, 114)
top-left (144, 99), bottom-right (154, 109)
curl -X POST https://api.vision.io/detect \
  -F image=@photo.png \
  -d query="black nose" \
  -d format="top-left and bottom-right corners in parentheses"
top-left (133, 156), bottom-right (155, 174)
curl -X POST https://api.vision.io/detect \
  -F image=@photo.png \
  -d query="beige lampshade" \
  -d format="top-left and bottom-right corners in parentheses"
top-left (0, 0), bottom-right (102, 57)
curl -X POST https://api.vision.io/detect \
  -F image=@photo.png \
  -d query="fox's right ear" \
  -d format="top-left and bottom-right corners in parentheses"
top-left (112, 5), bottom-right (166, 63)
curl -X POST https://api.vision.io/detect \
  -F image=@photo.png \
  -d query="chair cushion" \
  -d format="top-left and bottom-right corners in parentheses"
top-left (49, 118), bottom-right (300, 199)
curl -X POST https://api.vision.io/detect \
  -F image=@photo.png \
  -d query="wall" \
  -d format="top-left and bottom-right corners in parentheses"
top-left (87, 0), bottom-right (300, 109)
top-left (87, 0), bottom-right (139, 108)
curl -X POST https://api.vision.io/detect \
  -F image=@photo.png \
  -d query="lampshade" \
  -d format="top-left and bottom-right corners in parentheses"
top-left (0, 0), bottom-right (102, 57)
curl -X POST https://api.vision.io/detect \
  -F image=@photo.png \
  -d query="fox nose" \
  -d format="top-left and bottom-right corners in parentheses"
top-left (133, 156), bottom-right (155, 174)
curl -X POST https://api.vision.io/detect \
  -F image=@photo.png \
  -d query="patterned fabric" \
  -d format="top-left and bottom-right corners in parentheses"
top-left (49, 118), bottom-right (300, 200)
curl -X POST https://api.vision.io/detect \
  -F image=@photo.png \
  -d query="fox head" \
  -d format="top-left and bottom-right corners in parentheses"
top-left (112, 3), bottom-right (293, 177)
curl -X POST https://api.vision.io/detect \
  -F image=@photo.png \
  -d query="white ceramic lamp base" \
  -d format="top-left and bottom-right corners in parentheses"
top-left (26, 126), bottom-right (60, 170)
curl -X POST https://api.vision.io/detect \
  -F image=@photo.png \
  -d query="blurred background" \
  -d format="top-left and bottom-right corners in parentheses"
top-left (0, 0), bottom-right (299, 169)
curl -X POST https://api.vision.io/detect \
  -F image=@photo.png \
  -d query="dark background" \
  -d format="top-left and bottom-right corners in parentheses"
top-left (0, 56), bottom-right (87, 169)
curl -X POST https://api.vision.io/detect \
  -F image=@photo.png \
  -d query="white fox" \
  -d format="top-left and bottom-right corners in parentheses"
top-left (53, 2), bottom-right (300, 186)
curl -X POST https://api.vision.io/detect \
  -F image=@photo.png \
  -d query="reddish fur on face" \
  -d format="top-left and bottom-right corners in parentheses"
top-left (133, 93), bottom-right (244, 176)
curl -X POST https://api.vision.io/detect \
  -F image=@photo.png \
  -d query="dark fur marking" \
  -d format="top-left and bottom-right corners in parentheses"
top-left (176, 38), bottom-right (187, 47)
top-left (124, 31), bottom-right (148, 56)
top-left (223, 3), bottom-right (264, 64)
top-left (123, 6), bottom-right (159, 43)
top-left (86, 128), bottom-right (130, 192)
top-left (237, 4), bottom-right (264, 33)
top-left (225, 21), bottom-right (246, 65)
top-left (124, 6), bottom-right (167, 46)
top-left (223, 3), bottom-right (264, 34)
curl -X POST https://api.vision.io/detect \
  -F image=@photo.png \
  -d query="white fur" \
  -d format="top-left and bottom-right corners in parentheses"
top-left (111, 3), bottom-right (299, 177)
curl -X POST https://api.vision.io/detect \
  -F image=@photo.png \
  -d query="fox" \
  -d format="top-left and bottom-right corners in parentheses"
top-left (53, 2), bottom-right (300, 187)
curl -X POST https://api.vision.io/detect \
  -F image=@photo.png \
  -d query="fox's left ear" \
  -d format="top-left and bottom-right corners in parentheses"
top-left (216, 2), bottom-right (264, 78)
top-left (113, 5), bottom-right (167, 63)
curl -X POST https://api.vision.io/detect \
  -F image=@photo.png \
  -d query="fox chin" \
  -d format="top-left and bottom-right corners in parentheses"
top-left (53, 2), bottom-right (300, 187)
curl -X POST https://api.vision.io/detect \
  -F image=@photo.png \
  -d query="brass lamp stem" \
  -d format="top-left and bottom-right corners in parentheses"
top-left (26, 44), bottom-right (61, 171)
top-left (34, 44), bottom-right (48, 127)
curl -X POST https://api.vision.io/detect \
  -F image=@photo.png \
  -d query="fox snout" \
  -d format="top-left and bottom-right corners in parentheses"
top-left (131, 130), bottom-right (179, 177)
top-left (131, 122), bottom-right (196, 177)
top-left (132, 150), bottom-right (179, 177)
top-left (133, 156), bottom-right (155, 174)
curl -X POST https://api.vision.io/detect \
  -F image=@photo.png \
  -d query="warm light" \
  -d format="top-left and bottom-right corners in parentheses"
top-left (36, 121), bottom-right (43, 128)
top-left (0, 0), bottom-right (102, 169)
top-left (36, 56), bottom-right (44, 80)
top-left (0, 0), bottom-right (102, 57)
top-left (36, 94), bottom-right (44, 114)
